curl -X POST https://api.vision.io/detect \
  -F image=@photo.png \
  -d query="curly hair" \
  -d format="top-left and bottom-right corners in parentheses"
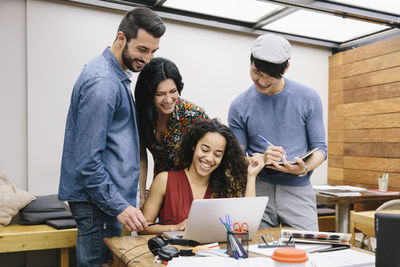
top-left (175, 119), bottom-right (248, 198)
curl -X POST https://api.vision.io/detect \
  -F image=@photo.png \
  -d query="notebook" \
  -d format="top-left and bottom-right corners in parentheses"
top-left (375, 213), bottom-right (400, 267)
top-left (163, 196), bottom-right (268, 244)
top-left (46, 218), bottom-right (77, 229)
top-left (265, 147), bottom-right (319, 166)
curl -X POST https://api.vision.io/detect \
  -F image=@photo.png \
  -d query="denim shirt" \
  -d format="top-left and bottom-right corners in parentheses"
top-left (59, 47), bottom-right (140, 217)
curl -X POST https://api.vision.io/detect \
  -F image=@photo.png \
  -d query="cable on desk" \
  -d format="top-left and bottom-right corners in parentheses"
top-left (118, 242), bottom-right (147, 267)
top-left (125, 250), bottom-right (153, 265)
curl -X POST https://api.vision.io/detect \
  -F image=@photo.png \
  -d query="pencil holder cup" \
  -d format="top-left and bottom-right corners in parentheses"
top-left (378, 177), bottom-right (388, 192)
top-left (226, 231), bottom-right (249, 259)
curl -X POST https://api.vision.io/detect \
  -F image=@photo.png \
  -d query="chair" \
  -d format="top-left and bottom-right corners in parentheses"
top-left (359, 199), bottom-right (400, 251)
top-left (376, 199), bottom-right (400, 211)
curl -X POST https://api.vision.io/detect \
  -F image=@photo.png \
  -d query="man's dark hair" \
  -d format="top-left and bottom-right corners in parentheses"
top-left (118, 7), bottom-right (166, 41)
top-left (250, 54), bottom-right (288, 79)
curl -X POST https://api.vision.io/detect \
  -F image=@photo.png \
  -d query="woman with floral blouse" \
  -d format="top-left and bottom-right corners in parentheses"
top-left (134, 57), bottom-right (208, 207)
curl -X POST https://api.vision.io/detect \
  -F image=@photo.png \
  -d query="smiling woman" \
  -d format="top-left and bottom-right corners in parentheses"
top-left (134, 57), bottom-right (209, 207)
top-left (138, 119), bottom-right (265, 235)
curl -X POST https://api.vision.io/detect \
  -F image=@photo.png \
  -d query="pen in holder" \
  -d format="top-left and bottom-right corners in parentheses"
top-left (227, 231), bottom-right (248, 259)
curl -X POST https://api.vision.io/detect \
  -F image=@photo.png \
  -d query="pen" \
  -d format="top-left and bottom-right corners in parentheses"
top-left (311, 245), bottom-right (349, 253)
top-left (257, 134), bottom-right (274, 146)
top-left (148, 219), bottom-right (175, 226)
top-left (219, 217), bottom-right (230, 232)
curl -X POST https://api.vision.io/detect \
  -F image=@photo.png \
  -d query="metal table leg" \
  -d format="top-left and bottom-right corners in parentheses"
top-left (335, 203), bottom-right (351, 233)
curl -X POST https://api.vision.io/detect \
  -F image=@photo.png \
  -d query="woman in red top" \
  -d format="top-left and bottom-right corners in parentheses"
top-left (140, 119), bottom-right (265, 234)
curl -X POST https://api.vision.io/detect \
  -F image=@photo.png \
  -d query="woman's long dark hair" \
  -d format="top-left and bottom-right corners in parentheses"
top-left (134, 57), bottom-right (184, 142)
top-left (175, 119), bottom-right (248, 198)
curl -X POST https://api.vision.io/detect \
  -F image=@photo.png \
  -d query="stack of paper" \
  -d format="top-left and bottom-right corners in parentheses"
top-left (365, 189), bottom-right (400, 195)
top-left (313, 185), bottom-right (364, 197)
top-left (248, 243), bottom-right (332, 256)
top-left (168, 248), bottom-right (375, 267)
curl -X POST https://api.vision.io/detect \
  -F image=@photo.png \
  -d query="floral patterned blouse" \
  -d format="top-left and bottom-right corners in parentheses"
top-left (146, 97), bottom-right (208, 176)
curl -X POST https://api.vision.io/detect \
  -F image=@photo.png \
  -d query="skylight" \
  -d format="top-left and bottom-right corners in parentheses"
top-left (262, 9), bottom-right (390, 43)
top-left (163, 0), bottom-right (283, 23)
top-left (329, 0), bottom-right (400, 15)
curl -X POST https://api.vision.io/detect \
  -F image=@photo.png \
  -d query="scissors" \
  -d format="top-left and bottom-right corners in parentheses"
top-left (233, 222), bottom-right (248, 233)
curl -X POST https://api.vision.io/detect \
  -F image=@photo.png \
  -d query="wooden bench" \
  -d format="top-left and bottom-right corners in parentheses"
top-left (0, 224), bottom-right (77, 267)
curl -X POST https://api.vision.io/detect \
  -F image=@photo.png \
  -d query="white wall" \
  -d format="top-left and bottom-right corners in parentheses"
top-left (0, 0), bottom-right (27, 190)
top-left (1, 0), bottom-right (330, 196)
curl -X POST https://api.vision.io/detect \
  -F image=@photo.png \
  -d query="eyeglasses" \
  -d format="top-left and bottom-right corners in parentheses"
top-left (257, 235), bottom-right (295, 248)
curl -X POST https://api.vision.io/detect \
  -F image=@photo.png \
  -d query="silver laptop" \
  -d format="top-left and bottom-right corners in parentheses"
top-left (163, 196), bottom-right (268, 244)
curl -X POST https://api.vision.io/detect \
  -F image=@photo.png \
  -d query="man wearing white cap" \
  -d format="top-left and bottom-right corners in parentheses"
top-left (228, 34), bottom-right (327, 231)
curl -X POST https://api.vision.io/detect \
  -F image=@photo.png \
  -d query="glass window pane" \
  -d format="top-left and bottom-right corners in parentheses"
top-left (328, 0), bottom-right (400, 15)
top-left (163, 0), bottom-right (283, 23)
top-left (262, 10), bottom-right (390, 43)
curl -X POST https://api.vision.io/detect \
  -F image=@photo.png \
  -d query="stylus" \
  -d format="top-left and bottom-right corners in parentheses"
top-left (311, 245), bottom-right (349, 253)
top-left (257, 134), bottom-right (274, 146)
top-left (148, 219), bottom-right (175, 226)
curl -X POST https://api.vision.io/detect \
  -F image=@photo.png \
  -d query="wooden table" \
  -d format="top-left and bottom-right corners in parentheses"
top-left (349, 209), bottom-right (400, 245)
top-left (104, 228), bottom-right (282, 267)
top-left (316, 192), bottom-right (400, 233)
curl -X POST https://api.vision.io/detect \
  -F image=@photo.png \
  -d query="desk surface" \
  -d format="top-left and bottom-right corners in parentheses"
top-left (316, 192), bottom-right (400, 205)
top-left (104, 228), bottom-right (281, 267)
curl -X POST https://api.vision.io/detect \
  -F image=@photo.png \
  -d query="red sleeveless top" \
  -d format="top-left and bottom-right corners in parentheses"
top-left (159, 170), bottom-right (212, 225)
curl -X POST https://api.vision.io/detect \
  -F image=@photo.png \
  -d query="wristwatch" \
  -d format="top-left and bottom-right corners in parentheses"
top-left (297, 165), bottom-right (309, 177)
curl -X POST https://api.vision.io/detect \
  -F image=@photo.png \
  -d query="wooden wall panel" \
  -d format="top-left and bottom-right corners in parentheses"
top-left (343, 66), bottom-right (400, 90)
top-left (342, 36), bottom-right (400, 64)
top-left (343, 82), bottom-right (400, 104)
top-left (343, 156), bottom-right (400, 173)
top-left (342, 51), bottom-right (400, 78)
top-left (328, 130), bottom-right (343, 143)
top-left (344, 169), bottom-right (400, 189)
top-left (342, 97), bottom-right (400, 116)
top-left (344, 113), bottom-right (400, 129)
top-left (327, 155), bottom-right (343, 168)
top-left (344, 128), bottom-right (400, 143)
top-left (328, 143), bottom-right (343, 155)
top-left (328, 35), bottom-right (400, 191)
top-left (344, 143), bottom-right (400, 158)
top-left (329, 90), bottom-right (343, 105)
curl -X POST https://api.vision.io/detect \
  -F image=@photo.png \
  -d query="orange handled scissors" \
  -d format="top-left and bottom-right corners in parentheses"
top-left (233, 222), bottom-right (249, 233)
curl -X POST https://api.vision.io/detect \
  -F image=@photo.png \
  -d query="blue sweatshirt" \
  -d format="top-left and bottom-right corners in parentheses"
top-left (228, 78), bottom-right (327, 186)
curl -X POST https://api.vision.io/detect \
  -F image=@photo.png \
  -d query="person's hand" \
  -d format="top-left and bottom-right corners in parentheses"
top-left (263, 145), bottom-right (286, 165)
top-left (117, 205), bottom-right (148, 232)
top-left (171, 219), bottom-right (187, 232)
top-left (267, 155), bottom-right (307, 175)
top-left (247, 153), bottom-right (265, 178)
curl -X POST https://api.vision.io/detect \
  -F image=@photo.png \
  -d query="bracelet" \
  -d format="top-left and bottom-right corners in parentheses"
top-left (297, 165), bottom-right (309, 177)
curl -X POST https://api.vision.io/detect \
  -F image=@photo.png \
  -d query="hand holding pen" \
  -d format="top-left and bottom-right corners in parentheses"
top-left (257, 134), bottom-right (286, 165)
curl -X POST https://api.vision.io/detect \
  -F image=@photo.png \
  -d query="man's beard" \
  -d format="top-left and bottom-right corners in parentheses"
top-left (122, 45), bottom-right (143, 72)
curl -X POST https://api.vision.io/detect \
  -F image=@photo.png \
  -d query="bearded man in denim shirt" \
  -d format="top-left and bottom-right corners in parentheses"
top-left (58, 8), bottom-right (165, 266)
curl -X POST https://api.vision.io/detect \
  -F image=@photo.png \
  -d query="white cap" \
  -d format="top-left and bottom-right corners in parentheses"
top-left (251, 34), bottom-right (291, 64)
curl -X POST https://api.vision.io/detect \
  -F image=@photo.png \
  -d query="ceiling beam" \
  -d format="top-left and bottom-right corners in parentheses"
top-left (254, 7), bottom-right (298, 28)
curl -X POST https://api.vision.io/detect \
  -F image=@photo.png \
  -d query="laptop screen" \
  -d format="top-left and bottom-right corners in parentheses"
top-left (375, 212), bottom-right (400, 267)
top-left (164, 197), bottom-right (268, 244)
